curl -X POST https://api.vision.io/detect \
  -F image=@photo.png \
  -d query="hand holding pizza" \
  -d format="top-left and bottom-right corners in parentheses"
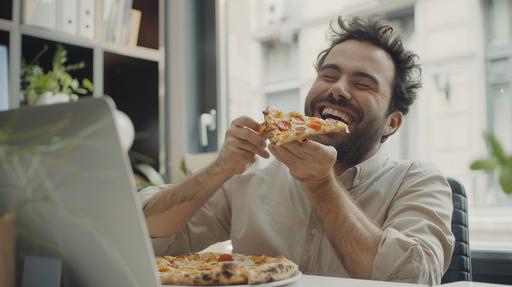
top-left (213, 116), bottom-right (270, 176)
top-left (269, 140), bottom-right (337, 187)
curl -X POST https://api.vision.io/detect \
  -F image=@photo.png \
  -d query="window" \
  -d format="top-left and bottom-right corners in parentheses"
top-left (488, 0), bottom-right (512, 46)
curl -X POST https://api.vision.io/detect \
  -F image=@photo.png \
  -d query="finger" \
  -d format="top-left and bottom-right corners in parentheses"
top-left (268, 144), bottom-right (287, 163)
top-left (228, 126), bottom-right (267, 148)
top-left (269, 144), bottom-right (299, 163)
top-left (231, 116), bottom-right (262, 133)
top-left (227, 137), bottom-right (270, 159)
top-left (280, 142), bottom-right (308, 159)
top-left (299, 140), bottom-right (336, 158)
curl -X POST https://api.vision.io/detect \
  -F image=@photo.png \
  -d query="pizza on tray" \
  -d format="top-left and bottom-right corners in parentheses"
top-left (259, 107), bottom-right (348, 146)
top-left (156, 252), bottom-right (299, 286)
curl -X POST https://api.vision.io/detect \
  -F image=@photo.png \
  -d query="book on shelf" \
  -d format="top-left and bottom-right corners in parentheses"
top-left (78, 0), bottom-right (95, 39)
top-left (22, 0), bottom-right (57, 30)
top-left (103, 0), bottom-right (141, 46)
top-left (0, 45), bottom-right (8, 111)
top-left (56, 0), bottom-right (78, 35)
top-left (128, 9), bottom-right (141, 46)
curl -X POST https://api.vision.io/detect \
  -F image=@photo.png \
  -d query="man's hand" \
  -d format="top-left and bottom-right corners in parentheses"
top-left (269, 140), bottom-right (337, 188)
top-left (213, 116), bottom-right (269, 176)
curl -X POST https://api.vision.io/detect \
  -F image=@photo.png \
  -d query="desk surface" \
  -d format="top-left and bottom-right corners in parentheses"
top-left (286, 275), bottom-right (507, 287)
top-left (287, 275), bottom-right (424, 287)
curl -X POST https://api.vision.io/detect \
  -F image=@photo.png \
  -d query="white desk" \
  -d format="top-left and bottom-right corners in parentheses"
top-left (441, 282), bottom-right (509, 287)
top-left (286, 275), bottom-right (508, 287)
top-left (287, 275), bottom-right (425, 287)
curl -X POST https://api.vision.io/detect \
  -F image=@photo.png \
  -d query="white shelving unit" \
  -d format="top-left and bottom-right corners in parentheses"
top-left (0, 0), bottom-right (168, 177)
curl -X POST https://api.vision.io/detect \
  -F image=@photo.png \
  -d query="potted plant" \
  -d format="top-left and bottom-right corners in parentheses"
top-left (470, 132), bottom-right (512, 194)
top-left (20, 44), bottom-right (93, 105)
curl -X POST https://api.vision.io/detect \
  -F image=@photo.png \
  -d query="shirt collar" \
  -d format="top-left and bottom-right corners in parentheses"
top-left (337, 149), bottom-right (387, 190)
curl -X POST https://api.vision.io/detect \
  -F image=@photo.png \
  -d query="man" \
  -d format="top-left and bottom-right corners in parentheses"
top-left (139, 16), bottom-right (454, 284)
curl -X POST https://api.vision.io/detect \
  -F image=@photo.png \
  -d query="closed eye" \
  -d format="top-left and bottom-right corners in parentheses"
top-left (322, 75), bottom-right (338, 82)
top-left (353, 82), bottom-right (374, 90)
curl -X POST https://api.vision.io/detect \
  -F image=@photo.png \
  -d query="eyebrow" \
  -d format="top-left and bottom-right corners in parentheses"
top-left (319, 64), bottom-right (380, 86)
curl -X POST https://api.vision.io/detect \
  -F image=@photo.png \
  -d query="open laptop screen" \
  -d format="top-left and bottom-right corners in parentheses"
top-left (0, 97), bottom-right (160, 287)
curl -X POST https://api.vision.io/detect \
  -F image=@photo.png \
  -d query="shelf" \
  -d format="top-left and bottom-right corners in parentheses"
top-left (100, 42), bottom-right (161, 62)
top-left (0, 19), bottom-right (12, 32)
top-left (20, 24), bottom-right (161, 62)
top-left (21, 24), bottom-right (96, 49)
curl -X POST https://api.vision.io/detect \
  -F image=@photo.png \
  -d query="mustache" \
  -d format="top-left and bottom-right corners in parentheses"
top-left (308, 94), bottom-right (362, 118)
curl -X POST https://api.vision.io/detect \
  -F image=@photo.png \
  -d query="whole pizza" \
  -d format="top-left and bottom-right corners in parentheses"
top-left (156, 252), bottom-right (300, 285)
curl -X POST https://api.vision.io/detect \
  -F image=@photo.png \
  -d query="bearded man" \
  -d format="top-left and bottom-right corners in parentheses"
top-left (139, 16), bottom-right (455, 284)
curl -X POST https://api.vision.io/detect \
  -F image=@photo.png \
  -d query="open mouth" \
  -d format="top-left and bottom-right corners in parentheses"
top-left (318, 106), bottom-right (355, 126)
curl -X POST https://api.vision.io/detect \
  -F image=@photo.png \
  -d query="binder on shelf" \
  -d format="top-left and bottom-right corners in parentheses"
top-left (128, 9), bottom-right (141, 46)
top-left (0, 45), bottom-right (8, 111)
top-left (102, 0), bottom-right (115, 41)
top-left (22, 0), bottom-right (57, 30)
top-left (78, 0), bottom-right (95, 39)
top-left (57, 0), bottom-right (78, 35)
top-left (114, 0), bottom-right (132, 44)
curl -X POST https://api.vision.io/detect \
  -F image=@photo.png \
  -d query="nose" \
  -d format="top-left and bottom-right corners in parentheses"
top-left (327, 78), bottom-right (351, 103)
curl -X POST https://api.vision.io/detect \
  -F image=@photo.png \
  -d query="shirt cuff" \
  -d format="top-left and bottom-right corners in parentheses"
top-left (372, 228), bottom-right (438, 284)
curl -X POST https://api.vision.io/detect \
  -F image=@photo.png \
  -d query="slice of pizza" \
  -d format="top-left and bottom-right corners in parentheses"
top-left (260, 106), bottom-right (349, 146)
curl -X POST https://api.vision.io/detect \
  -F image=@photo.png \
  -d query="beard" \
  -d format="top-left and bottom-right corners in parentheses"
top-left (305, 94), bottom-right (385, 168)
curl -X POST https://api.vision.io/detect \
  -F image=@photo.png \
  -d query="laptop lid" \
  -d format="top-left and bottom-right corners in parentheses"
top-left (0, 97), bottom-right (160, 287)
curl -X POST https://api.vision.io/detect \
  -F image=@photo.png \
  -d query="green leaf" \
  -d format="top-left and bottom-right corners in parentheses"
top-left (470, 158), bottom-right (498, 172)
top-left (499, 165), bottom-right (512, 194)
top-left (485, 133), bottom-right (507, 165)
top-left (82, 79), bottom-right (94, 91)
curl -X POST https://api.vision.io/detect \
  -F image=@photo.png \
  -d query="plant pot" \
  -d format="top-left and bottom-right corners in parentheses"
top-left (0, 212), bottom-right (16, 287)
top-left (35, 92), bottom-right (71, 106)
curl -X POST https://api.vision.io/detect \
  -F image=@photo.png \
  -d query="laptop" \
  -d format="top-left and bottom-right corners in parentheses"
top-left (0, 97), bottom-right (160, 287)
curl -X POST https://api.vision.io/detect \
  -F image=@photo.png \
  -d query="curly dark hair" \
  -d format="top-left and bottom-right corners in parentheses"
top-left (315, 15), bottom-right (421, 116)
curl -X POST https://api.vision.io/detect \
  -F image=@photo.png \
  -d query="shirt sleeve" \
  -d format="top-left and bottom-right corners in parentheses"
top-left (371, 162), bottom-right (455, 285)
top-left (137, 183), bottom-right (232, 255)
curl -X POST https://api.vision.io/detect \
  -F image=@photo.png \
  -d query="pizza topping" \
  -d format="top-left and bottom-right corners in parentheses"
top-left (277, 120), bottom-right (292, 131)
top-left (218, 253), bottom-right (233, 262)
top-left (307, 121), bottom-right (322, 131)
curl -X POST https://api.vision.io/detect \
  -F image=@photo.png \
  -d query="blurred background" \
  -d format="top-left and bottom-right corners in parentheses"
top-left (222, 0), bottom-right (512, 252)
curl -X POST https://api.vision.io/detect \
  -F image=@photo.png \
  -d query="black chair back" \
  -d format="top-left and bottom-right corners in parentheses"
top-left (441, 177), bottom-right (472, 283)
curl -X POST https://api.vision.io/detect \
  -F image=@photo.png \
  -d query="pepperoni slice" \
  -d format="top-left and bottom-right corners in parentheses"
top-left (218, 254), bottom-right (233, 262)
top-left (294, 126), bottom-right (306, 132)
top-left (307, 121), bottom-right (322, 131)
top-left (291, 116), bottom-right (305, 124)
top-left (277, 120), bottom-right (292, 131)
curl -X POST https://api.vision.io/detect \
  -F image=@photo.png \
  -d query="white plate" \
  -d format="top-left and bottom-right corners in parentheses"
top-left (163, 271), bottom-right (302, 287)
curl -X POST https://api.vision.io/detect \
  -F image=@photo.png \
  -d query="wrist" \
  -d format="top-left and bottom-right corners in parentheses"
top-left (302, 172), bottom-right (337, 196)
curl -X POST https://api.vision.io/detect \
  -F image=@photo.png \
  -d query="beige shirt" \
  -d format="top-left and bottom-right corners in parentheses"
top-left (139, 151), bottom-right (455, 284)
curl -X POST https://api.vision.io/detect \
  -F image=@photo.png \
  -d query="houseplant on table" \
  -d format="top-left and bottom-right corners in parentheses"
top-left (20, 44), bottom-right (93, 105)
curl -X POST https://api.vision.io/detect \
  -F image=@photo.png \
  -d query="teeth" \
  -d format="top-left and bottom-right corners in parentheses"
top-left (321, 107), bottom-right (352, 124)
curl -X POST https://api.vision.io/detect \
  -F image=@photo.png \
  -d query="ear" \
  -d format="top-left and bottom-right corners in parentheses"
top-left (383, 111), bottom-right (403, 138)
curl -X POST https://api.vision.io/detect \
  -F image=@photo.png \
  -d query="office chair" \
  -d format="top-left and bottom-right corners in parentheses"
top-left (441, 177), bottom-right (472, 283)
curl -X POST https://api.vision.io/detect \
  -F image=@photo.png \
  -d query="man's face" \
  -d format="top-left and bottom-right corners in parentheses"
top-left (304, 40), bottom-right (397, 167)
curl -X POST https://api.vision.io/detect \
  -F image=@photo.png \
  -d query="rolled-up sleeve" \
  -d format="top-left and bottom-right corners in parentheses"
top-left (371, 162), bottom-right (455, 285)
top-left (137, 184), bottom-right (232, 255)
